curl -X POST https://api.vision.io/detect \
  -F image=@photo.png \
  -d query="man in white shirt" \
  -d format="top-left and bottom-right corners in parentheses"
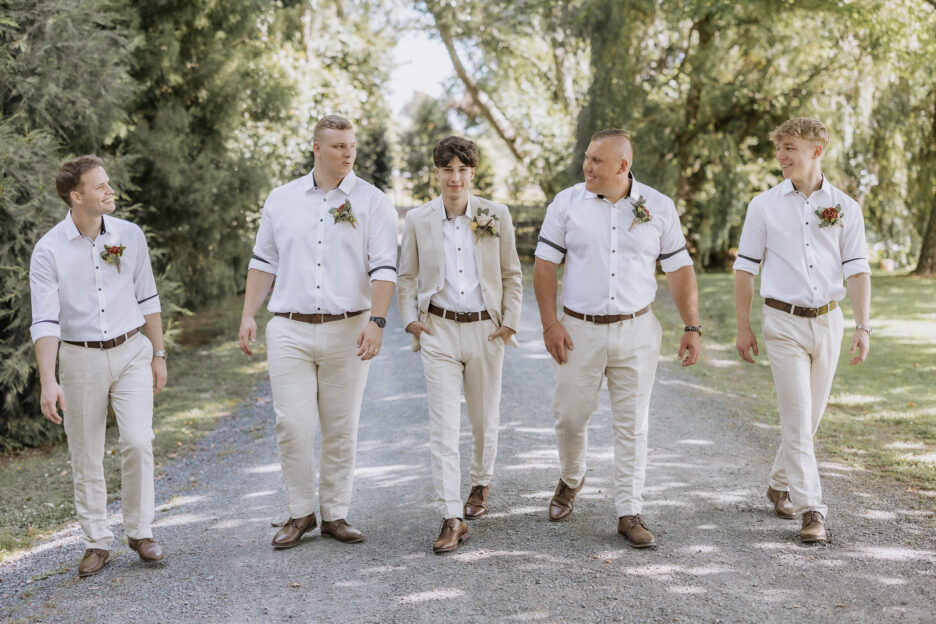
top-left (239, 115), bottom-right (397, 547)
top-left (533, 129), bottom-right (701, 548)
top-left (734, 117), bottom-right (871, 544)
top-left (397, 136), bottom-right (523, 553)
top-left (30, 155), bottom-right (168, 577)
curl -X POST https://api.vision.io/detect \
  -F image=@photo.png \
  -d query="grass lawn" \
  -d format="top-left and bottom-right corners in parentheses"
top-left (653, 271), bottom-right (936, 496)
top-left (0, 297), bottom-right (271, 559)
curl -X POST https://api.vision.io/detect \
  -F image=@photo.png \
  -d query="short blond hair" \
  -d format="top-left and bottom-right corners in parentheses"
top-left (769, 117), bottom-right (829, 148)
top-left (313, 115), bottom-right (353, 142)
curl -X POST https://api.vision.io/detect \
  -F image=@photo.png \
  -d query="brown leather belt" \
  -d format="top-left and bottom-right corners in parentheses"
top-left (764, 298), bottom-right (837, 318)
top-left (428, 303), bottom-right (491, 323)
top-left (275, 310), bottom-right (367, 324)
top-left (563, 305), bottom-right (650, 324)
top-left (64, 328), bottom-right (140, 349)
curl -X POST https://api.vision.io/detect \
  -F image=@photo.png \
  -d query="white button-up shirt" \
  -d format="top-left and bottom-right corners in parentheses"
top-left (29, 212), bottom-right (160, 343)
top-left (535, 176), bottom-right (693, 315)
top-left (733, 176), bottom-right (871, 307)
top-left (430, 198), bottom-right (486, 312)
top-left (248, 169), bottom-right (398, 314)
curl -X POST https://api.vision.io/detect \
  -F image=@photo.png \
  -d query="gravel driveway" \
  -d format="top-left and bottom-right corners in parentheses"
top-left (2, 286), bottom-right (935, 623)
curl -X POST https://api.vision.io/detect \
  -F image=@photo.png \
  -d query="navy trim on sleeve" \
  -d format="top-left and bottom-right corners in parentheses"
top-left (658, 246), bottom-right (687, 260)
top-left (137, 294), bottom-right (159, 304)
top-left (368, 265), bottom-right (398, 276)
top-left (737, 254), bottom-right (762, 264)
top-left (30, 320), bottom-right (60, 326)
top-left (842, 257), bottom-right (866, 265)
top-left (537, 236), bottom-right (567, 255)
top-left (251, 254), bottom-right (273, 265)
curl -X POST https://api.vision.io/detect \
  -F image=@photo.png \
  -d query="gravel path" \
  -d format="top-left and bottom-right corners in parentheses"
top-left (2, 286), bottom-right (935, 623)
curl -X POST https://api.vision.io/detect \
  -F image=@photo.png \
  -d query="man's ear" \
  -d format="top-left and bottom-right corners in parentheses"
top-left (813, 143), bottom-right (824, 159)
top-left (618, 158), bottom-right (630, 175)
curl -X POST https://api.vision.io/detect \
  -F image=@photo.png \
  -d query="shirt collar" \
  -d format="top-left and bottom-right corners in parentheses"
top-left (63, 210), bottom-right (107, 240)
top-left (782, 173), bottom-right (829, 198)
top-left (584, 171), bottom-right (638, 203)
top-left (437, 196), bottom-right (473, 220)
top-left (304, 168), bottom-right (358, 195)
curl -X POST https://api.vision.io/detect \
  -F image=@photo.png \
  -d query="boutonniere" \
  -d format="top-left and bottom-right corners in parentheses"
top-left (100, 239), bottom-right (126, 273)
top-left (470, 207), bottom-right (500, 238)
top-left (628, 195), bottom-right (651, 231)
top-left (815, 204), bottom-right (843, 228)
top-left (329, 199), bottom-right (357, 228)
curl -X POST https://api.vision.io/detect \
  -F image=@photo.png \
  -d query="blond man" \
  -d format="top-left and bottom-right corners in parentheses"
top-left (397, 136), bottom-right (522, 553)
top-left (239, 115), bottom-right (397, 547)
top-left (734, 117), bottom-right (871, 543)
top-left (30, 155), bottom-right (168, 577)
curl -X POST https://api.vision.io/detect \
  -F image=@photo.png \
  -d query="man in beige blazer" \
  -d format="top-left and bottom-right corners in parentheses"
top-left (397, 136), bottom-right (522, 553)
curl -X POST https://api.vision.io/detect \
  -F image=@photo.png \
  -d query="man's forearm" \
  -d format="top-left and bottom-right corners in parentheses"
top-left (370, 280), bottom-right (395, 317)
top-left (142, 313), bottom-right (164, 352)
top-left (533, 258), bottom-right (559, 327)
top-left (846, 273), bottom-right (871, 326)
top-left (242, 269), bottom-right (275, 319)
top-left (734, 270), bottom-right (756, 328)
top-left (665, 266), bottom-right (700, 325)
top-left (34, 337), bottom-right (60, 386)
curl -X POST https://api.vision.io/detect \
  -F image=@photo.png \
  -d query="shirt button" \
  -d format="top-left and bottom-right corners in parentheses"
top-left (611, 296), bottom-right (615, 300)
top-left (809, 264), bottom-right (814, 268)
top-left (459, 269), bottom-right (463, 273)
top-left (611, 273), bottom-right (615, 276)
top-left (96, 266), bottom-right (100, 269)
top-left (317, 263), bottom-right (321, 267)
top-left (101, 309), bottom-right (104, 312)
top-left (320, 219), bottom-right (323, 222)
top-left (457, 247), bottom-right (461, 251)
top-left (98, 288), bottom-right (102, 291)
top-left (612, 250), bottom-right (616, 253)
top-left (318, 241), bottom-right (322, 244)
top-left (316, 285), bottom-right (320, 289)
top-left (806, 243), bottom-right (810, 246)
top-left (460, 291), bottom-right (464, 294)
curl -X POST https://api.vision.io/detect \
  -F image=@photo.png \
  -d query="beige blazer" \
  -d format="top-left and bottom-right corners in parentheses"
top-left (397, 196), bottom-right (523, 352)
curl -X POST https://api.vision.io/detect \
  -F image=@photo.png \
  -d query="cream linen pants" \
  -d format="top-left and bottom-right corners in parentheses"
top-left (58, 331), bottom-right (155, 550)
top-left (419, 315), bottom-right (505, 518)
top-left (265, 314), bottom-right (370, 522)
top-left (553, 311), bottom-right (662, 517)
top-left (762, 304), bottom-right (843, 518)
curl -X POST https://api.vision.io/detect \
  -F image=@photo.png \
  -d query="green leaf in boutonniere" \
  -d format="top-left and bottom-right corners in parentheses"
top-left (815, 204), bottom-right (843, 228)
top-left (100, 242), bottom-right (126, 273)
top-left (329, 199), bottom-right (357, 228)
top-left (471, 207), bottom-right (500, 238)
top-left (628, 195), bottom-right (651, 231)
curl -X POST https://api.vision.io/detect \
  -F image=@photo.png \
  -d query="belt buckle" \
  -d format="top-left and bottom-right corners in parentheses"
top-left (454, 311), bottom-right (467, 322)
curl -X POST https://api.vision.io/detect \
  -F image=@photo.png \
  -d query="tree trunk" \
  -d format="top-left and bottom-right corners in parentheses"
top-left (912, 88), bottom-right (936, 276)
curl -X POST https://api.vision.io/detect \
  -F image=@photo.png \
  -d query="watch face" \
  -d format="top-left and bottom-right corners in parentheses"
top-left (370, 316), bottom-right (386, 328)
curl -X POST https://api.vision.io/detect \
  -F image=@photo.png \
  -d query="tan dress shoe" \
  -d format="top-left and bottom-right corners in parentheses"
top-left (433, 517), bottom-right (469, 554)
top-left (321, 519), bottom-right (365, 543)
top-left (464, 485), bottom-right (489, 519)
top-left (128, 537), bottom-right (164, 562)
top-left (800, 510), bottom-right (827, 544)
top-left (272, 513), bottom-right (317, 548)
top-left (548, 478), bottom-right (584, 521)
top-left (766, 487), bottom-right (795, 519)
top-left (77, 549), bottom-right (109, 577)
top-left (618, 514), bottom-right (657, 548)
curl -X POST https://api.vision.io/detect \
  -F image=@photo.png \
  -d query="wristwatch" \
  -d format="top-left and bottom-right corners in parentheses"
top-left (855, 324), bottom-right (872, 335)
top-left (153, 349), bottom-right (168, 360)
top-left (369, 316), bottom-right (387, 329)
top-left (684, 326), bottom-right (703, 335)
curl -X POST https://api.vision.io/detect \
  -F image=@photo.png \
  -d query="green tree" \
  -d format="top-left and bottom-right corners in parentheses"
top-left (399, 92), bottom-right (454, 203)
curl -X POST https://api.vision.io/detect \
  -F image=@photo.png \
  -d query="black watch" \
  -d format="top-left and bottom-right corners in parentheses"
top-left (369, 316), bottom-right (386, 329)
top-left (684, 325), bottom-right (702, 335)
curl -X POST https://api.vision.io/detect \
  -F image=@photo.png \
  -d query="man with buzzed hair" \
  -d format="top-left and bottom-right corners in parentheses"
top-left (533, 129), bottom-right (701, 548)
top-left (734, 117), bottom-right (871, 544)
top-left (398, 136), bottom-right (522, 553)
top-left (239, 114), bottom-right (398, 547)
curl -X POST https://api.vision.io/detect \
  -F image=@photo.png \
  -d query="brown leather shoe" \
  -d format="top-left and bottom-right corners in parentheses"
top-left (128, 537), bottom-right (164, 562)
top-left (800, 510), bottom-right (827, 544)
top-left (272, 513), bottom-right (317, 548)
top-left (321, 519), bottom-right (365, 543)
top-left (766, 487), bottom-right (795, 519)
top-left (433, 517), bottom-right (469, 554)
top-left (77, 549), bottom-right (109, 577)
top-left (548, 478), bottom-right (584, 521)
top-left (618, 514), bottom-right (657, 548)
top-left (464, 485), bottom-right (489, 519)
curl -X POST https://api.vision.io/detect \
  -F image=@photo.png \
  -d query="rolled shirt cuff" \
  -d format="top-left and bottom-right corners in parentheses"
top-left (248, 257), bottom-right (278, 274)
top-left (368, 267), bottom-right (397, 284)
top-left (138, 295), bottom-right (162, 316)
top-left (660, 250), bottom-right (693, 273)
top-left (534, 241), bottom-right (565, 264)
top-left (733, 256), bottom-right (762, 275)
top-left (842, 258), bottom-right (872, 279)
top-left (30, 321), bottom-right (61, 343)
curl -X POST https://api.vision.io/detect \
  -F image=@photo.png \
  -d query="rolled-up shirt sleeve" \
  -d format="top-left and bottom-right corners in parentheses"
top-left (534, 198), bottom-right (567, 264)
top-left (734, 199), bottom-right (766, 275)
top-left (132, 227), bottom-right (161, 315)
top-left (366, 195), bottom-right (398, 283)
top-left (248, 196), bottom-right (279, 275)
top-left (29, 243), bottom-right (61, 342)
top-left (658, 200), bottom-right (693, 273)
top-left (840, 199), bottom-right (872, 279)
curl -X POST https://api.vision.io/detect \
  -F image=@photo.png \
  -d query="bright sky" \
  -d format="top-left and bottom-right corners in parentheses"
top-left (387, 30), bottom-right (453, 115)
